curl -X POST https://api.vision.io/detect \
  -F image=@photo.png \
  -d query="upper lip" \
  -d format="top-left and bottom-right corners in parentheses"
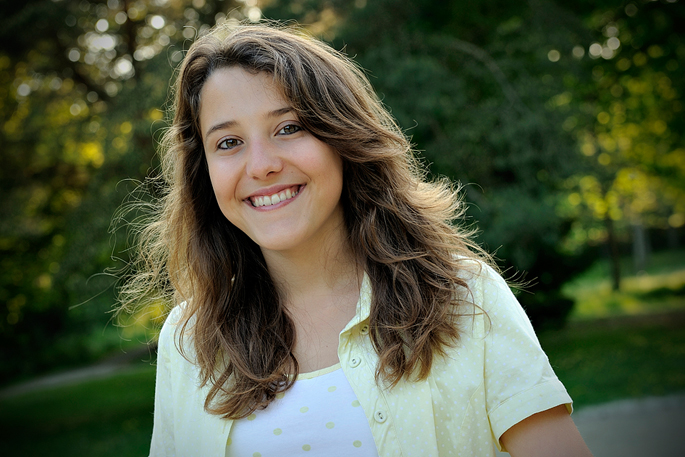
top-left (246, 184), bottom-right (302, 200)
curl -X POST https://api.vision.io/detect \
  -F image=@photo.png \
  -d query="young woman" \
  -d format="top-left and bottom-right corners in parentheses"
top-left (126, 22), bottom-right (593, 457)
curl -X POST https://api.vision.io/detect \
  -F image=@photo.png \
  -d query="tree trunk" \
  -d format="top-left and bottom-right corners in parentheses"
top-left (632, 222), bottom-right (650, 274)
top-left (668, 225), bottom-right (680, 249)
top-left (606, 217), bottom-right (621, 290)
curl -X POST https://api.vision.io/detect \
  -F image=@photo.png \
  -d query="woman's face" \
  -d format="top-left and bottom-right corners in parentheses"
top-left (199, 66), bottom-right (345, 257)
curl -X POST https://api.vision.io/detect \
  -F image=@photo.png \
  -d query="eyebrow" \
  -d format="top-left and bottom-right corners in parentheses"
top-left (203, 107), bottom-right (295, 140)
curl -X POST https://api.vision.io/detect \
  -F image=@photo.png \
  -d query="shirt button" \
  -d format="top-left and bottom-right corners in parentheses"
top-left (360, 324), bottom-right (369, 335)
top-left (350, 356), bottom-right (361, 368)
top-left (374, 410), bottom-right (387, 423)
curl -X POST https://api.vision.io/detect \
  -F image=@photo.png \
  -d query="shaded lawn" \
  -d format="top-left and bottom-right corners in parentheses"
top-left (0, 366), bottom-right (156, 457)
top-left (563, 249), bottom-right (685, 320)
top-left (1, 318), bottom-right (684, 456)
top-left (540, 317), bottom-right (685, 408)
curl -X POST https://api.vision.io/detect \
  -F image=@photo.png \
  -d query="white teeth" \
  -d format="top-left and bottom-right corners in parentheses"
top-left (252, 187), bottom-right (299, 207)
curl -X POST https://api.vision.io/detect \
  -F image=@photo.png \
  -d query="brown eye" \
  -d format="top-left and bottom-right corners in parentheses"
top-left (218, 138), bottom-right (242, 150)
top-left (278, 124), bottom-right (302, 135)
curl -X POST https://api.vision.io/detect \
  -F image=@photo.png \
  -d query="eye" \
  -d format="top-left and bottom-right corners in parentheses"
top-left (217, 138), bottom-right (242, 150)
top-left (278, 124), bottom-right (302, 135)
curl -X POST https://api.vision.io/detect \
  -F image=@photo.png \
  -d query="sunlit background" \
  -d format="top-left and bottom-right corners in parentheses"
top-left (1, 0), bottom-right (683, 454)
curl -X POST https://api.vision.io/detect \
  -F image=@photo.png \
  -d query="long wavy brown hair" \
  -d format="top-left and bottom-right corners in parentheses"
top-left (118, 22), bottom-right (492, 420)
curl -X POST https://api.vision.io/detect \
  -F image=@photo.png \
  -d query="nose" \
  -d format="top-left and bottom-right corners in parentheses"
top-left (245, 139), bottom-right (283, 179)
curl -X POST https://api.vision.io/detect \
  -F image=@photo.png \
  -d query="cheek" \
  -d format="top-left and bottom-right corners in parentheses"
top-left (327, 155), bottom-right (344, 190)
top-left (320, 159), bottom-right (344, 208)
top-left (313, 145), bottom-right (343, 179)
top-left (206, 161), bottom-right (240, 208)
top-left (205, 166), bottom-right (221, 200)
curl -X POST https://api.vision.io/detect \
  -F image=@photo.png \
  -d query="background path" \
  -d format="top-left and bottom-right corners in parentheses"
top-left (0, 345), bottom-right (154, 399)
top-left (572, 394), bottom-right (684, 457)
top-left (495, 394), bottom-right (685, 456)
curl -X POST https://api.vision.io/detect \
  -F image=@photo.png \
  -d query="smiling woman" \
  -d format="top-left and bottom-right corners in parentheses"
top-left (118, 22), bottom-right (593, 457)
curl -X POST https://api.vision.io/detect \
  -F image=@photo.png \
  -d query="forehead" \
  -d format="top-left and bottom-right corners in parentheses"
top-left (202, 66), bottom-right (284, 99)
top-left (201, 67), bottom-right (285, 107)
top-left (198, 67), bottom-right (292, 135)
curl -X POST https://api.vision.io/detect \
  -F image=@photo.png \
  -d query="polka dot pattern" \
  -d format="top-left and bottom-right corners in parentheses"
top-left (226, 366), bottom-right (377, 456)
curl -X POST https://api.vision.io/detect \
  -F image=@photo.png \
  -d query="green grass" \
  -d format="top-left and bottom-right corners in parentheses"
top-left (563, 249), bottom-right (685, 320)
top-left (540, 319), bottom-right (685, 408)
top-left (550, 249), bottom-right (685, 407)
top-left (2, 319), bottom-right (684, 456)
top-left (0, 365), bottom-right (156, 457)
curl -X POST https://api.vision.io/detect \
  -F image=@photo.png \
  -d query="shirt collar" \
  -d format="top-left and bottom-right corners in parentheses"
top-left (340, 272), bottom-right (372, 335)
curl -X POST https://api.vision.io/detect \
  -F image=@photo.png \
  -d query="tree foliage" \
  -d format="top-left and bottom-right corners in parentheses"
top-left (1, 0), bottom-right (682, 383)
top-left (0, 0), bottom-right (251, 383)
top-left (559, 1), bottom-right (685, 254)
top-left (263, 0), bottom-right (684, 314)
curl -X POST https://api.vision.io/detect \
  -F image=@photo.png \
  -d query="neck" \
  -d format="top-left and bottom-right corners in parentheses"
top-left (260, 223), bottom-right (363, 372)
top-left (261, 229), bottom-right (361, 311)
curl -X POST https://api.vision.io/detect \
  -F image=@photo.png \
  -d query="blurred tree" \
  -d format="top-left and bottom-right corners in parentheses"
top-left (0, 0), bottom-right (253, 384)
top-left (263, 0), bottom-right (685, 322)
top-left (2, 0), bottom-right (683, 384)
top-left (558, 0), bottom-right (685, 289)
top-left (263, 0), bottom-right (601, 328)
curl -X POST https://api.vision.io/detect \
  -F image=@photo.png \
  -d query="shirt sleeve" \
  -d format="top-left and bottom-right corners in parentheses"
top-left (477, 266), bottom-right (573, 451)
top-left (149, 307), bottom-right (181, 457)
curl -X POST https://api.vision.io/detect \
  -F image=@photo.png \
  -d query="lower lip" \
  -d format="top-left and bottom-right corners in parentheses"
top-left (248, 185), bottom-right (304, 211)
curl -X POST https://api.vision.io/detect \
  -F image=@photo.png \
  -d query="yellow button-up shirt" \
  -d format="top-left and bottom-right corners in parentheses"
top-left (150, 263), bottom-right (572, 456)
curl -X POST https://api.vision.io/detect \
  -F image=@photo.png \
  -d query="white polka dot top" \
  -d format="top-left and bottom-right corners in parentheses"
top-left (226, 364), bottom-right (379, 457)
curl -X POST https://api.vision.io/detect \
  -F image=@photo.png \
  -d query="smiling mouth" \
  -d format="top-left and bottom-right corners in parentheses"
top-left (249, 185), bottom-right (302, 207)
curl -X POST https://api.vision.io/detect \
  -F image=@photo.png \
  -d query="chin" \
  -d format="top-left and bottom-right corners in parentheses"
top-left (250, 234), bottom-right (302, 254)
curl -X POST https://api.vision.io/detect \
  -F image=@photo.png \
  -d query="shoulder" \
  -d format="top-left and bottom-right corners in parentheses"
top-left (455, 258), bottom-right (513, 306)
top-left (158, 305), bottom-right (184, 342)
top-left (157, 303), bottom-right (196, 359)
top-left (454, 258), bottom-right (536, 338)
